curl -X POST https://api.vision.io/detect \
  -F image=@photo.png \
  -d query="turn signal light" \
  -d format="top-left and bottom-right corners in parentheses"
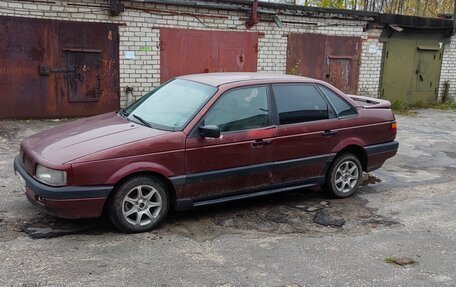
top-left (391, 121), bottom-right (397, 137)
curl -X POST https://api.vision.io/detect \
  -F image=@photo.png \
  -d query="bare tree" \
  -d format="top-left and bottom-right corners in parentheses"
top-left (300, 0), bottom-right (454, 17)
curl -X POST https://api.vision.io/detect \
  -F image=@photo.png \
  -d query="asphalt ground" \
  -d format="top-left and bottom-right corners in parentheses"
top-left (0, 109), bottom-right (455, 286)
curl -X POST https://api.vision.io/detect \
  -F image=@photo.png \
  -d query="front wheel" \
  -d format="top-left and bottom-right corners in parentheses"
top-left (108, 175), bottom-right (169, 233)
top-left (325, 153), bottom-right (362, 198)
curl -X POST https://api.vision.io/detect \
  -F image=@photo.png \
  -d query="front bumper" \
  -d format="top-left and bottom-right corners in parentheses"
top-left (14, 155), bottom-right (113, 219)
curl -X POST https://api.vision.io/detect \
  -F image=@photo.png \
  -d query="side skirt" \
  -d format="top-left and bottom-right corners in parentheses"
top-left (175, 177), bottom-right (324, 211)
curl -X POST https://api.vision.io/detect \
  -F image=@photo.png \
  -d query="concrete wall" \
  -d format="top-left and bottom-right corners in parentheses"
top-left (0, 0), bottom-right (397, 107)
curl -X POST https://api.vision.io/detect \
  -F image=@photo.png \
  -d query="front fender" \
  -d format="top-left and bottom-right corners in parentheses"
top-left (106, 162), bottom-right (176, 185)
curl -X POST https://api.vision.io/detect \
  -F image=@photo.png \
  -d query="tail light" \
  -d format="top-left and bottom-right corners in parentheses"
top-left (391, 121), bottom-right (397, 137)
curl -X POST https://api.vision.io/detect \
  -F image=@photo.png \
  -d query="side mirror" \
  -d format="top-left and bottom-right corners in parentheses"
top-left (199, 125), bottom-right (220, 138)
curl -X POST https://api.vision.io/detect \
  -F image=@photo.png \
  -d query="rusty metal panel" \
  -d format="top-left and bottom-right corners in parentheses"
top-left (286, 33), bottom-right (326, 81)
top-left (325, 35), bottom-right (361, 94)
top-left (56, 20), bottom-right (119, 117)
top-left (160, 28), bottom-right (258, 83)
top-left (0, 16), bottom-right (119, 119)
top-left (0, 20), bottom-right (8, 117)
top-left (212, 30), bottom-right (258, 73)
top-left (328, 58), bottom-right (350, 92)
top-left (64, 51), bottom-right (102, 103)
top-left (286, 33), bottom-right (361, 94)
top-left (0, 17), bottom-right (56, 118)
top-left (160, 28), bottom-right (212, 83)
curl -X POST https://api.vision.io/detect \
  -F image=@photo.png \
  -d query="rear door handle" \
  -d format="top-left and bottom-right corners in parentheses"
top-left (251, 139), bottom-right (272, 148)
top-left (322, 130), bottom-right (338, 137)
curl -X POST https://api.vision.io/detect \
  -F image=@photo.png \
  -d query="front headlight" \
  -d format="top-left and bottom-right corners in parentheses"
top-left (35, 164), bottom-right (67, 186)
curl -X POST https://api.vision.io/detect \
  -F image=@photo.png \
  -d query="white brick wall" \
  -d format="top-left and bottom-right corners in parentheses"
top-left (0, 0), bottom-right (390, 106)
top-left (358, 29), bottom-right (383, 97)
top-left (439, 35), bottom-right (456, 102)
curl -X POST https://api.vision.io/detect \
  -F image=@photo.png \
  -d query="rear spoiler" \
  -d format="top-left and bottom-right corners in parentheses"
top-left (348, 95), bottom-right (391, 109)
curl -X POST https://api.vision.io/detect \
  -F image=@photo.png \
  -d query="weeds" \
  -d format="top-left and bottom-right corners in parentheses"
top-left (384, 256), bottom-right (417, 267)
top-left (384, 256), bottom-right (396, 264)
top-left (391, 99), bottom-right (456, 115)
top-left (391, 100), bottom-right (412, 114)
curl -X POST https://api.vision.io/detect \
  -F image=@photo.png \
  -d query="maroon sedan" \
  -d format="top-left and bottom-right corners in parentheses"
top-left (14, 73), bottom-right (398, 233)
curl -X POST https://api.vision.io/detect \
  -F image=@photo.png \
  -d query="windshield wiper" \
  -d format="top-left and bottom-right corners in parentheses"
top-left (119, 109), bottom-right (129, 118)
top-left (132, 114), bottom-right (154, 128)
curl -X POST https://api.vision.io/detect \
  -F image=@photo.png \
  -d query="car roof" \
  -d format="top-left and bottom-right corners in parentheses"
top-left (177, 72), bottom-right (314, 87)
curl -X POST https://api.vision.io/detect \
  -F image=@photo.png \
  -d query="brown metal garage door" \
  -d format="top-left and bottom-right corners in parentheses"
top-left (286, 33), bottom-right (361, 94)
top-left (160, 28), bottom-right (258, 83)
top-left (0, 16), bottom-right (119, 119)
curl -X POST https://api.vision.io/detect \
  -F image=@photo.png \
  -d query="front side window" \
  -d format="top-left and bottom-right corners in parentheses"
top-left (319, 85), bottom-right (357, 117)
top-left (272, 84), bottom-right (329, 125)
top-left (204, 86), bottom-right (269, 132)
top-left (123, 79), bottom-right (217, 131)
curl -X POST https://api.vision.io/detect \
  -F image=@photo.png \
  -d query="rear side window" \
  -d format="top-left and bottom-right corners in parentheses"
top-left (319, 85), bottom-right (357, 117)
top-left (272, 84), bottom-right (329, 125)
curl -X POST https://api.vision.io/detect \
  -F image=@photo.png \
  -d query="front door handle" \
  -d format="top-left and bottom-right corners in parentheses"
top-left (322, 130), bottom-right (338, 137)
top-left (251, 139), bottom-right (272, 148)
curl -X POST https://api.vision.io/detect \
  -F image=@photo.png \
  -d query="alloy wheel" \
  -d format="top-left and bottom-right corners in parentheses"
top-left (122, 185), bottom-right (162, 226)
top-left (334, 160), bottom-right (359, 193)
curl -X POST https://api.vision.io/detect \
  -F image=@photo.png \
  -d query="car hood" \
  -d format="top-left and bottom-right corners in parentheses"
top-left (22, 112), bottom-right (170, 165)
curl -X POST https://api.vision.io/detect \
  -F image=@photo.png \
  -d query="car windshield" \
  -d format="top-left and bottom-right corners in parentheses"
top-left (122, 79), bottom-right (217, 131)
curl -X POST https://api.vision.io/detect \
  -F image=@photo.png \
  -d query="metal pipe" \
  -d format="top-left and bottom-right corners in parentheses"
top-left (443, 81), bottom-right (450, 103)
top-left (126, 5), bottom-right (229, 19)
top-left (245, 0), bottom-right (259, 29)
top-left (141, 0), bottom-right (251, 13)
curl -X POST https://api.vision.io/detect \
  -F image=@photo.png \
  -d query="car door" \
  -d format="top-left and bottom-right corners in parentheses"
top-left (271, 83), bottom-right (340, 186)
top-left (185, 85), bottom-right (276, 199)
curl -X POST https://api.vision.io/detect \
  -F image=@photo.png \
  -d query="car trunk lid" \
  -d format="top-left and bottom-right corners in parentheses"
top-left (348, 95), bottom-right (391, 109)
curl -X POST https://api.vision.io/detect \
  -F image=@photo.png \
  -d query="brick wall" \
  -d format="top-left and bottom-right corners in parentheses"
top-left (358, 29), bottom-right (384, 97)
top-left (439, 36), bottom-right (456, 102)
top-left (1, 0), bottom-right (386, 107)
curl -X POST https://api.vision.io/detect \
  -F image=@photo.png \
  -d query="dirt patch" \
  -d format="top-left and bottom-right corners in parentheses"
top-left (158, 187), bottom-right (399, 242)
top-left (362, 173), bottom-right (382, 185)
top-left (0, 215), bottom-right (111, 241)
top-left (22, 217), bottom-right (108, 239)
top-left (313, 209), bottom-right (345, 227)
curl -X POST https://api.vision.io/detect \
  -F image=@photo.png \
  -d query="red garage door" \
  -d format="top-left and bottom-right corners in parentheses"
top-left (160, 28), bottom-right (258, 83)
top-left (0, 16), bottom-right (119, 119)
top-left (286, 33), bottom-right (361, 94)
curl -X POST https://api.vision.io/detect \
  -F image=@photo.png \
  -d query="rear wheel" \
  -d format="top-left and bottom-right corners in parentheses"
top-left (108, 175), bottom-right (169, 233)
top-left (325, 153), bottom-right (362, 198)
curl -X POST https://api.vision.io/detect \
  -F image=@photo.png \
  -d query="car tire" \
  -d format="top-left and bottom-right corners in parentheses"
top-left (324, 153), bottom-right (362, 198)
top-left (108, 175), bottom-right (169, 233)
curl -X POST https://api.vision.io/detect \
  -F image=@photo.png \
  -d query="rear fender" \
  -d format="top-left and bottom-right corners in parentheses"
top-left (332, 137), bottom-right (367, 154)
